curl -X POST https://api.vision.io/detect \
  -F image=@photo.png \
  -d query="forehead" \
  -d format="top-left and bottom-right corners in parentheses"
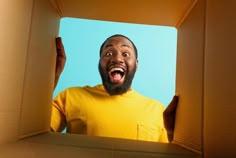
top-left (103, 36), bottom-right (134, 49)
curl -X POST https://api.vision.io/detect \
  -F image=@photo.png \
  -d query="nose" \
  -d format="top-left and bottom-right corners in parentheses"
top-left (111, 52), bottom-right (124, 64)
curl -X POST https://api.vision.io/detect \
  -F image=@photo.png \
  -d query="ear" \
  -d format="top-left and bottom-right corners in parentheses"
top-left (136, 60), bottom-right (138, 70)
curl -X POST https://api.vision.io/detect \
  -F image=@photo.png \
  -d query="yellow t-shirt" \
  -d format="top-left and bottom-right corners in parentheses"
top-left (51, 85), bottom-right (168, 143)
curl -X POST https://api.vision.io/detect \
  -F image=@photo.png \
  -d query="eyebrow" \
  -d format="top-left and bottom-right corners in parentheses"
top-left (104, 44), bottom-right (132, 49)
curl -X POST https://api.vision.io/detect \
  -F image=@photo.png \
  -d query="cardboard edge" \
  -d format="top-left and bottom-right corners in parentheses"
top-left (19, 132), bottom-right (201, 157)
top-left (49, 0), bottom-right (63, 17)
top-left (18, 130), bottom-right (49, 139)
top-left (172, 140), bottom-right (203, 156)
top-left (176, 0), bottom-right (198, 28)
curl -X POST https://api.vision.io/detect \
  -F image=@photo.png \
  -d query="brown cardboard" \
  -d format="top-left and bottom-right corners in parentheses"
top-left (1, 0), bottom-right (236, 157)
top-left (204, 0), bottom-right (236, 157)
top-left (0, 0), bottom-right (34, 143)
top-left (174, 0), bottom-right (205, 154)
top-left (50, 0), bottom-right (197, 27)
top-left (0, 133), bottom-right (200, 158)
top-left (18, 0), bottom-right (60, 138)
top-left (0, 0), bottom-right (60, 143)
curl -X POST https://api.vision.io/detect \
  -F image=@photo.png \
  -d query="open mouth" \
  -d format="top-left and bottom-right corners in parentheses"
top-left (108, 67), bottom-right (125, 84)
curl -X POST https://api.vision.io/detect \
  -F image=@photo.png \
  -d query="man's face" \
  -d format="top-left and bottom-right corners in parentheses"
top-left (99, 36), bottom-right (138, 95)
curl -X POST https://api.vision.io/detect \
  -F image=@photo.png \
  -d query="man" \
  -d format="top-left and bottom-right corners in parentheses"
top-left (51, 34), bottom-right (177, 143)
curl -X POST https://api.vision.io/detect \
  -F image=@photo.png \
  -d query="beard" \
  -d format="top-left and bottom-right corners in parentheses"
top-left (98, 64), bottom-right (137, 95)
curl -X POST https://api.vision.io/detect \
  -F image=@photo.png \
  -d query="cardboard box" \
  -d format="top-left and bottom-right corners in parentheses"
top-left (1, 0), bottom-right (235, 157)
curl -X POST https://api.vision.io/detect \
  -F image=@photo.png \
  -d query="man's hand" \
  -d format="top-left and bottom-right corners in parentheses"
top-left (163, 95), bottom-right (179, 142)
top-left (54, 37), bottom-right (66, 89)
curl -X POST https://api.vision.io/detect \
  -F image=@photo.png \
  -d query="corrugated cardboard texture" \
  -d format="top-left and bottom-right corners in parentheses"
top-left (18, 0), bottom-right (60, 137)
top-left (0, 0), bottom-right (34, 143)
top-left (174, 0), bottom-right (205, 154)
top-left (204, 0), bottom-right (236, 157)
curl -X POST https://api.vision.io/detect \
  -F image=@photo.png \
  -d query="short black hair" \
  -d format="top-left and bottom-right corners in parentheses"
top-left (99, 34), bottom-right (138, 59)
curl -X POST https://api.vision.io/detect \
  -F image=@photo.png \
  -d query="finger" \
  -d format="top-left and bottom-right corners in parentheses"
top-left (164, 95), bottom-right (179, 113)
top-left (56, 37), bottom-right (65, 56)
top-left (56, 37), bottom-right (62, 46)
top-left (170, 95), bottom-right (178, 106)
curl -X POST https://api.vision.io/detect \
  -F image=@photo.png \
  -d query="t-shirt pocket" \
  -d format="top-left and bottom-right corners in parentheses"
top-left (67, 118), bottom-right (87, 134)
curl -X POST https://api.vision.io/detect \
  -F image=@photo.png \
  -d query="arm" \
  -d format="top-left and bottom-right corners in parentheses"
top-left (163, 95), bottom-right (178, 142)
top-left (51, 37), bottom-right (67, 132)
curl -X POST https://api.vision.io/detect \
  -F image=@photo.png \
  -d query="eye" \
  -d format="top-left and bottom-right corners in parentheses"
top-left (105, 51), bottom-right (113, 56)
top-left (123, 52), bottom-right (130, 57)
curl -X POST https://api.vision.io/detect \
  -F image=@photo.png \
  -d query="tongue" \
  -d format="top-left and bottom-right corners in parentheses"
top-left (111, 73), bottom-right (122, 83)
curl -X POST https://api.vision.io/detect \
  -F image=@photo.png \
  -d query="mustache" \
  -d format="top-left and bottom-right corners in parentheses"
top-left (106, 63), bottom-right (127, 71)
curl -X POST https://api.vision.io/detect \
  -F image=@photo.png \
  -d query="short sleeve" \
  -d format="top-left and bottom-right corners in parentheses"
top-left (50, 91), bottom-right (67, 132)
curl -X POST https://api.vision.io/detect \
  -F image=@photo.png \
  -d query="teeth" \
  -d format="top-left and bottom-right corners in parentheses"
top-left (110, 67), bottom-right (124, 72)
